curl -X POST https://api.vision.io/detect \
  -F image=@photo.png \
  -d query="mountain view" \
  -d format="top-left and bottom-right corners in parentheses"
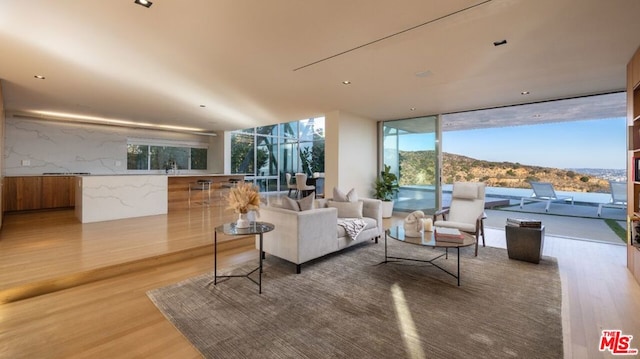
top-left (398, 151), bottom-right (624, 193)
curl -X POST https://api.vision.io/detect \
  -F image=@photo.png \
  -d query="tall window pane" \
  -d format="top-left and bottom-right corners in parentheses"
top-left (230, 133), bottom-right (255, 174)
top-left (279, 121), bottom-right (298, 139)
top-left (299, 118), bottom-right (324, 141)
top-left (256, 136), bottom-right (278, 176)
top-left (279, 138), bottom-right (298, 191)
top-left (256, 124), bottom-right (278, 137)
top-left (382, 116), bottom-right (438, 213)
top-left (299, 141), bottom-right (325, 175)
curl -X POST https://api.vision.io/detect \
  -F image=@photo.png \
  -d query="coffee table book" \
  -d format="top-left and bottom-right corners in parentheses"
top-left (434, 227), bottom-right (465, 243)
top-left (506, 218), bottom-right (542, 228)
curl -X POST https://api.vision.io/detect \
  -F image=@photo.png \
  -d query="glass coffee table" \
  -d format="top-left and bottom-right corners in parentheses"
top-left (384, 226), bottom-right (476, 286)
top-left (213, 221), bottom-right (275, 294)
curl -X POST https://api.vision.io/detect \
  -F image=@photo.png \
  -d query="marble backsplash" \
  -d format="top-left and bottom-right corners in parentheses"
top-left (4, 116), bottom-right (209, 176)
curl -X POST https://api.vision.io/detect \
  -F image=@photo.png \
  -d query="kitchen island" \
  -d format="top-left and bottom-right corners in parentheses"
top-left (75, 175), bottom-right (168, 223)
top-left (74, 174), bottom-right (245, 223)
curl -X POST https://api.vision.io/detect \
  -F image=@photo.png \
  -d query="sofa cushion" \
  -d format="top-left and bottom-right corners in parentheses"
top-left (298, 193), bottom-right (315, 211)
top-left (281, 194), bottom-right (315, 212)
top-left (328, 200), bottom-right (363, 218)
top-left (281, 197), bottom-right (300, 211)
top-left (336, 217), bottom-right (376, 238)
top-left (333, 187), bottom-right (358, 202)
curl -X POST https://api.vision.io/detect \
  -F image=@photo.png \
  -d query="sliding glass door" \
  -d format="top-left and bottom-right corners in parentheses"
top-left (381, 116), bottom-right (440, 213)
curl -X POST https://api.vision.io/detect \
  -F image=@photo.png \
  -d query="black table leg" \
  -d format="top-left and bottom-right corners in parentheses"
top-left (259, 233), bottom-right (263, 294)
top-left (384, 231), bottom-right (388, 261)
top-left (457, 247), bottom-right (460, 286)
top-left (214, 231), bottom-right (218, 286)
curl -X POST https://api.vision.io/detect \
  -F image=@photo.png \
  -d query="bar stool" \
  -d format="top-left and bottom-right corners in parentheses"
top-left (217, 178), bottom-right (241, 206)
top-left (189, 179), bottom-right (212, 207)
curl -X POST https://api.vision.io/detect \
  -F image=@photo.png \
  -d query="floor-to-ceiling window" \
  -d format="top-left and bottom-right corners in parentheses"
top-left (230, 117), bottom-right (325, 193)
top-left (381, 116), bottom-right (439, 213)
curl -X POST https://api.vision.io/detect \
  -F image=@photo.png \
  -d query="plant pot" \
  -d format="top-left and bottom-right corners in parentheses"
top-left (381, 200), bottom-right (394, 218)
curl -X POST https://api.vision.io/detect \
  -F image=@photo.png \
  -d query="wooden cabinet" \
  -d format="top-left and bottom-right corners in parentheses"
top-left (3, 176), bottom-right (75, 212)
top-left (626, 45), bottom-right (640, 284)
top-left (167, 175), bottom-right (244, 211)
top-left (41, 176), bottom-right (75, 209)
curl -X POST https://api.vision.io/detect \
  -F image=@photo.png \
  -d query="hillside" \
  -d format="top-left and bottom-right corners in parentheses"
top-left (398, 151), bottom-right (610, 193)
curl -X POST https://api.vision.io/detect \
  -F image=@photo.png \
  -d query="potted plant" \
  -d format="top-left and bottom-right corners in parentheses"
top-left (374, 164), bottom-right (399, 218)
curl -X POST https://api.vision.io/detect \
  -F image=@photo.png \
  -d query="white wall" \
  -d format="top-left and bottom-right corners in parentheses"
top-left (4, 115), bottom-right (218, 176)
top-left (0, 82), bottom-right (4, 228)
top-left (208, 134), bottom-right (224, 173)
top-left (325, 110), bottom-right (377, 198)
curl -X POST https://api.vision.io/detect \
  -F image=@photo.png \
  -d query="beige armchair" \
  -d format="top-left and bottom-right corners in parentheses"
top-left (433, 182), bottom-right (486, 256)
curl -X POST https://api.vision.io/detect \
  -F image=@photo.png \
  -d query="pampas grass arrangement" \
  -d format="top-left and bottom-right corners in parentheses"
top-left (226, 181), bottom-right (261, 214)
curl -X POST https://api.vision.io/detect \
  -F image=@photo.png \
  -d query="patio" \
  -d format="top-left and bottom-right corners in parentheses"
top-left (395, 185), bottom-right (627, 245)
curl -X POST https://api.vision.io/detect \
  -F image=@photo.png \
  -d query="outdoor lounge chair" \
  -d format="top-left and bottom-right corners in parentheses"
top-left (520, 181), bottom-right (574, 212)
top-left (597, 181), bottom-right (627, 217)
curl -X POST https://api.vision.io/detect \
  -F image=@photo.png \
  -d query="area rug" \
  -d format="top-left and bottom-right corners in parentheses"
top-left (147, 240), bottom-right (562, 359)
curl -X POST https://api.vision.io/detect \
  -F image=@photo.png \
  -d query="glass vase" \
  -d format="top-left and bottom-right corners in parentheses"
top-left (236, 212), bottom-right (250, 228)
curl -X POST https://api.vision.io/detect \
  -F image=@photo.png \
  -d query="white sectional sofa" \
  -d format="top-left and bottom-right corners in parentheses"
top-left (257, 197), bottom-right (383, 273)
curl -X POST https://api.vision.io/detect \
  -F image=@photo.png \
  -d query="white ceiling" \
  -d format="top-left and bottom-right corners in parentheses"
top-left (0, 0), bottom-right (639, 133)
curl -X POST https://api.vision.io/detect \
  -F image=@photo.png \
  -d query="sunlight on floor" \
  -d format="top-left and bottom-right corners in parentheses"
top-left (391, 283), bottom-right (426, 359)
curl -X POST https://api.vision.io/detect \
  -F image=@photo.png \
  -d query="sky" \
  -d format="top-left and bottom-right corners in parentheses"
top-left (404, 118), bottom-right (626, 169)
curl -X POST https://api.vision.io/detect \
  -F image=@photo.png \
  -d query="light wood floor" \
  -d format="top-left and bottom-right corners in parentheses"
top-left (0, 206), bottom-right (639, 358)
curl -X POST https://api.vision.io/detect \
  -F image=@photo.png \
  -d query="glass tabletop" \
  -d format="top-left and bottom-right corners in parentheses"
top-left (387, 226), bottom-right (475, 248)
top-left (215, 221), bottom-right (275, 236)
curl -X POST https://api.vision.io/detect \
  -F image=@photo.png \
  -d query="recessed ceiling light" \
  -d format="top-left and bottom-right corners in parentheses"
top-left (410, 107), bottom-right (416, 111)
top-left (342, 80), bottom-right (351, 85)
top-left (521, 91), bottom-right (530, 95)
top-left (134, 0), bottom-right (153, 8)
top-left (493, 39), bottom-right (507, 46)
top-left (34, 75), bottom-right (45, 79)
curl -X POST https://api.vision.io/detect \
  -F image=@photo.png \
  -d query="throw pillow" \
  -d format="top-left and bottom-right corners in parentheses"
top-left (280, 194), bottom-right (315, 211)
top-left (328, 200), bottom-right (363, 218)
top-left (297, 193), bottom-right (315, 211)
top-left (333, 187), bottom-right (359, 202)
top-left (281, 197), bottom-right (301, 211)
